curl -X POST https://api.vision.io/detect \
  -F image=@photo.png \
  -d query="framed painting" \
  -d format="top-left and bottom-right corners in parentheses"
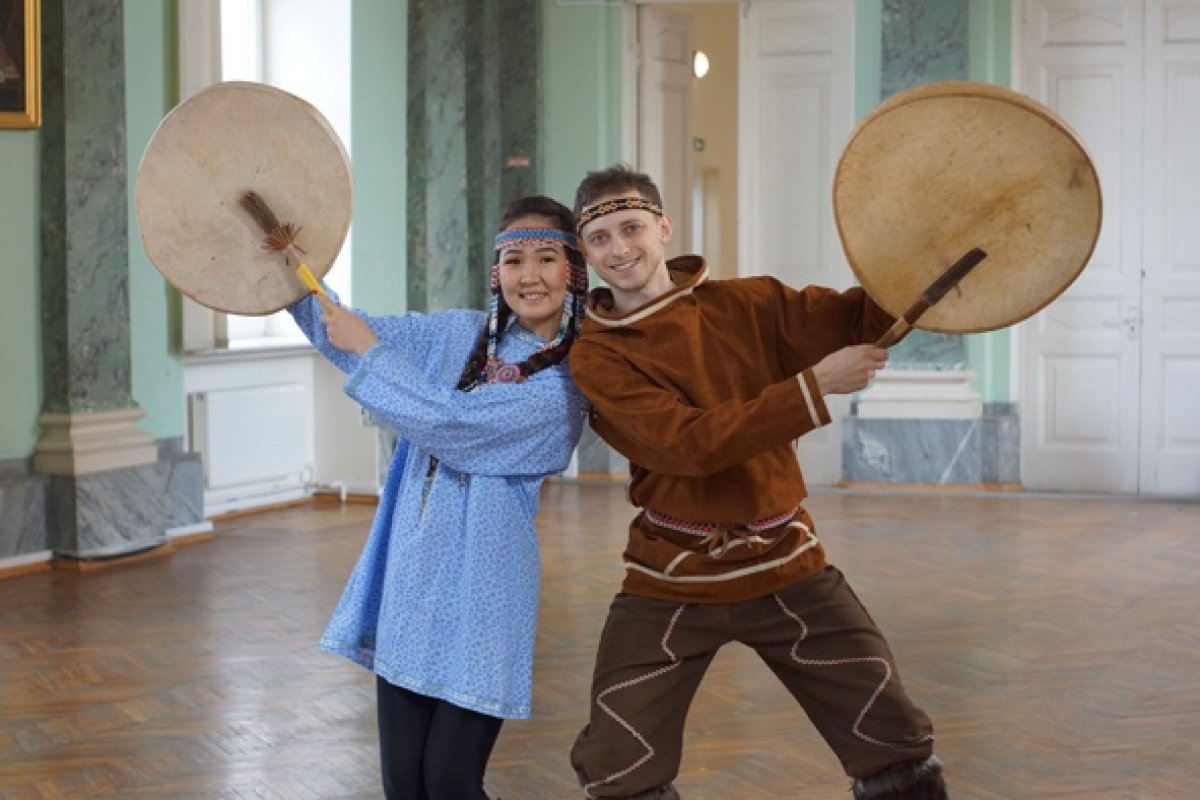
top-left (0, 0), bottom-right (40, 129)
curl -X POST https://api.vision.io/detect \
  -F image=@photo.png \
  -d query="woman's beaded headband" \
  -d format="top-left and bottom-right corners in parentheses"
top-left (576, 196), bottom-right (663, 230)
top-left (493, 228), bottom-right (581, 252)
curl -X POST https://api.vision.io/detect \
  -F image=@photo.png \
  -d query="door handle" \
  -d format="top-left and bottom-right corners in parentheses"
top-left (1100, 305), bottom-right (1140, 340)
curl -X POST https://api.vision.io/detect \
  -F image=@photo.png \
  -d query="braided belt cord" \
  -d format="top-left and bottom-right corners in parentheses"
top-left (642, 506), bottom-right (799, 537)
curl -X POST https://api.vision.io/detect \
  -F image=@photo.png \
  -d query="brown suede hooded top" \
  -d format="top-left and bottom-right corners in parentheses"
top-left (569, 256), bottom-right (895, 602)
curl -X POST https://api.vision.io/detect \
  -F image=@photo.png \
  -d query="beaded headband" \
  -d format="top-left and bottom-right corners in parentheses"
top-left (576, 196), bottom-right (663, 230)
top-left (494, 228), bottom-right (581, 252)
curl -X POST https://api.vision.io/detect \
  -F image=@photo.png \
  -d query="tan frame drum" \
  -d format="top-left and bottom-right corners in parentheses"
top-left (136, 82), bottom-right (354, 316)
top-left (833, 81), bottom-right (1102, 334)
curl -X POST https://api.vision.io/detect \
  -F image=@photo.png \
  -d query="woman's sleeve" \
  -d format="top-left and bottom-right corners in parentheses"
top-left (344, 346), bottom-right (586, 477)
top-left (287, 289), bottom-right (434, 374)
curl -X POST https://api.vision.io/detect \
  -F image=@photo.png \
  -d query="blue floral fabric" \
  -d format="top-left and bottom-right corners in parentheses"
top-left (289, 292), bottom-right (587, 718)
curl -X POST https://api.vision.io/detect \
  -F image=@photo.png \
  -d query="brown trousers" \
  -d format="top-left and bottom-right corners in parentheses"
top-left (570, 567), bottom-right (935, 798)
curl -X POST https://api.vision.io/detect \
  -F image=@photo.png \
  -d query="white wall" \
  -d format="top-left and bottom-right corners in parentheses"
top-left (312, 356), bottom-right (381, 495)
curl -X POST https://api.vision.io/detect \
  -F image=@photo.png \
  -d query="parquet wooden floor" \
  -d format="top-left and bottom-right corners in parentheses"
top-left (1, 483), bottom-right (1198, 799)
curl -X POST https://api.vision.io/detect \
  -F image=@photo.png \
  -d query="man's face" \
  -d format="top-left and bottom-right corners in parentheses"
top-left (578, 193), bottom-right (673, 306)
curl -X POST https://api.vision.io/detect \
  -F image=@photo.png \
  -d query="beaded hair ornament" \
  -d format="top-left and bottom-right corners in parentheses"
top-left (479, 228), bottom-right (588, 386)
top-left (576, 196), bottom-right (664, 230)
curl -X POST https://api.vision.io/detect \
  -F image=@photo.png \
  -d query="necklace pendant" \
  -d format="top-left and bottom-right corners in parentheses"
top-left (484, 356), bottom-right (521, 384)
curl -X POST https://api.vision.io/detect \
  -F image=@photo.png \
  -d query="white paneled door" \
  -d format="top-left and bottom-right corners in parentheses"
top-left (1140, 3), bottom-right (1200, 495)
top-left (1019, 0), bottom-right (1200, 496)
top-left (739, 0), bottom-right (856, 485)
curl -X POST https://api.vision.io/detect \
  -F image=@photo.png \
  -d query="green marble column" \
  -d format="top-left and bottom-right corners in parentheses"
top-left (39, 0), bottom-right (138, 413)
top-left (407, 0), bottom-right (539, 313)
top-left (35, 0), bottom-right (202, 557)
top-left (880, 0), bottom-right (969, 369)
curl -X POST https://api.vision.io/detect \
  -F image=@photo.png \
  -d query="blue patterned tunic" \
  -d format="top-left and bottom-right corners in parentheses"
top-left (289, 293), bottom-right (587, 719)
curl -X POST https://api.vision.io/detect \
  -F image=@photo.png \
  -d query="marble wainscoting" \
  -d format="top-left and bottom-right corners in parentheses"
top-left (0, 440), bottom-right (206, 563)
top-left (50, 440), bottom-right (206, 559)
top-left (569, 412), bottom-right (1020, 488)
top-left (842, 404), bottom-right (1020, 487)
top-left (0, 460), bottom-right (50, 559)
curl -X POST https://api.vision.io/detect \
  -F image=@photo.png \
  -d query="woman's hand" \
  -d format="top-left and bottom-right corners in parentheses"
top-left (317, 294), bottom-right (379, 355)
top-left (811, 344), bottom-right (888, 395)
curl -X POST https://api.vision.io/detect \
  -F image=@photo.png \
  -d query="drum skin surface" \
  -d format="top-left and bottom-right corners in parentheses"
top-left (834, 81), bottom-right (1102, 333)
top-left (136, 82), bottom-right (353, 315)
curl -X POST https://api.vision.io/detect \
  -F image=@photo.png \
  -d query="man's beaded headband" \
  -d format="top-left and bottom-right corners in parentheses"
top-left (576, 196), bottom-right (663, 230)
top-left (493, 228), bottom-right (581, 252)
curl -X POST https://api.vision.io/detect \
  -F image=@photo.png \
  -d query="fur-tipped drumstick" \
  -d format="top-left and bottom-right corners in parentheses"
top-left (238, 190), bottom-right (326, 296)
top-left (875, 248), bottom-right (988, 348)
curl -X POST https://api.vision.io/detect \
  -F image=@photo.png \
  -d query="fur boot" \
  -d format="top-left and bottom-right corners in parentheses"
top-left (852, 755), bottom-right (947, 800)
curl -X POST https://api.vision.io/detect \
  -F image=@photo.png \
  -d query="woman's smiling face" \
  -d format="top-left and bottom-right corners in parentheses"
top-left (497, 214), bottom-right (572, 339)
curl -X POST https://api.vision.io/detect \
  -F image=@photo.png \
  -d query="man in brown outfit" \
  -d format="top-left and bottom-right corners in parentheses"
top-left (567, 165), bottom-right (946, 800)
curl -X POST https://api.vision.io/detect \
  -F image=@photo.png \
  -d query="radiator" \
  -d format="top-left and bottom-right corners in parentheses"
top-left (188, 384), bottom-right (312, 495)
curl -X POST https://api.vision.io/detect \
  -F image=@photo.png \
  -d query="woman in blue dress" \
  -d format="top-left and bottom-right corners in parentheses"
top-left (289, 195), bottom-right (588, 799)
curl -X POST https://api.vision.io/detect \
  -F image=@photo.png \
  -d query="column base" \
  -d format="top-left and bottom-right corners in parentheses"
top-left (33, 408), bottom-right (158, 475)
top-left (856, 369), bottom-right (983, 419)
top-left (47, 441), bottom-right (205, 559)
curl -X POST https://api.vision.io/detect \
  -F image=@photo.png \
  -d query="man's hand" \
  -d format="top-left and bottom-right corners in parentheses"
top-left (811, 344), bottom-right (888, 395)
top-left (317, 294), bottom-right (378, 355)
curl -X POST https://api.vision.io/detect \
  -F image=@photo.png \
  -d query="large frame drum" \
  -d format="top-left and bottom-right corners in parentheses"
top-left (136, 82), bottom-right (353, 316)
top-left (834, 81), bottom-right (1102, 334)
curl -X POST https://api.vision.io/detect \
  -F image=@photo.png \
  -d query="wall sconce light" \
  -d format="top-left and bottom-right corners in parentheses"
top-left (693, 50), bottom-right (710, 79)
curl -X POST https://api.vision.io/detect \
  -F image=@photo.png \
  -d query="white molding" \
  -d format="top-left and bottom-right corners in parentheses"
top-left (204, 486), bottom-right (310, 518)
top-left (0, 551), bottom-right (52, 571)
top-left (622, 2), bottom-right (639, 163)
top-left (856, 369), bottom-right (984, 419)
top-left (178, 0), bottom-right (222, 101)
top-left (166, 521), bottom-right (215, 539)
top-left (177, 0), bottom-right (223, 352)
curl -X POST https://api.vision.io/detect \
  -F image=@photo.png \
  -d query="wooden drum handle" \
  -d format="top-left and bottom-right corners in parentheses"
top-left (875, 248), bottom-right (988, 348)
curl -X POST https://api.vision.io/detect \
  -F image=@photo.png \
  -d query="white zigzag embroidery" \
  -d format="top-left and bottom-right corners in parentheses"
top-left (583, 605), bottom-right (687, 798)
top-left (773, 593), bottom-right (935, 749)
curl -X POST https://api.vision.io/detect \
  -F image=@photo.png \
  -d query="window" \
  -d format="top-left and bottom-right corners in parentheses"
top-left (180, 0), bottom-right (352, 350)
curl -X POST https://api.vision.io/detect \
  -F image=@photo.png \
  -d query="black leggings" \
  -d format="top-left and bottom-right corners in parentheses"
top-left (376, 676), bottom-right (504, 799)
